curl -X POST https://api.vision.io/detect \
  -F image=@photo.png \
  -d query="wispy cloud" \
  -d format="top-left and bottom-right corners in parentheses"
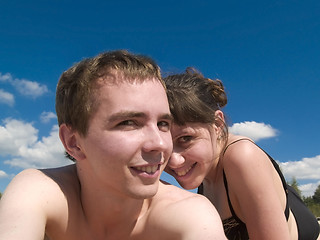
top-left (229, 121), bottom-right (278, 141)
top-left (0, 73), bottom-right (12, 82)
top-left (0, 170), bottom-right (8, 178)
top-left (0, 72), bottom-right (48, 98)
top-left (0, 118), bottom-right (71, 169)
top-left (0, 89), bottom-right (14, 106)
top-left (12, 79), bottom-right (48, 98)
top-left (40, 111), bottom-right (57, 123)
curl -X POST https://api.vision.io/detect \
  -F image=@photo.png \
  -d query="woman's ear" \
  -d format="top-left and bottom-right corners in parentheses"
top-left (59, 124), bottom-right (86, 161)
top-left (214, 110), bottom-right (225, 137)
top-left (215, 110), bottom-right (225, 122)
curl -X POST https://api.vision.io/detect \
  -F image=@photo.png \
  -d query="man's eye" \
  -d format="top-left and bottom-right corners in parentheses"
top-left (118, 120), bottom-right (135, 126)
top-left (158, 121), bottom-right (170, 131)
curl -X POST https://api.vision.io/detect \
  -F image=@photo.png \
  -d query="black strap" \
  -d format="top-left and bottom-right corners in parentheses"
top-left (197, 183), bottom-right (203, 194)
top-left (222, 138), bottom-right (290, 220)
top-left (223, 170), bottom-right (244, 223)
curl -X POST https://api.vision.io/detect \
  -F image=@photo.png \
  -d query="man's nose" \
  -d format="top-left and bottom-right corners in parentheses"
top-left (142, 127), bottom-right (171, 153)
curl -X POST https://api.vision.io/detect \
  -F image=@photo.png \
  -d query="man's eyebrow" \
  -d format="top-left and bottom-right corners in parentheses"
top-left (108, 112), bottom-right (173, 122)
top-left (108, 111), bottom-right (146, 122)
top-left (160, 113), bottom-right (174, 122)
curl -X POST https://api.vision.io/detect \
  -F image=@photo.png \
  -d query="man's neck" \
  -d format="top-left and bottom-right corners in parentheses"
top-left (77, 178), bottom-right (152, 239)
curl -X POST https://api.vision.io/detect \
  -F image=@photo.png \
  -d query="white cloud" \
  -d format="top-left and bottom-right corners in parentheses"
top-left (0, 118), bottom-right (71, 169)
top-left (0, 89), bottom-right (14, 106)
top-left (279, 155), bottom-right (320, 197)
top-left (0, 170), bottom-right (8, 178)
top-left (0, 118), bottom-right (38, 156)
top-left (12, 79), bottom-right (48, 98)
top-left (0, 72), bottom-right (12, 82)
top-left (0, 72), bottom-right (48, 98)
top-left (40, 111), bottom-right (57, 123)
top-left (299, 181), bottom-right (320, 197)
top-left (229, 121), bottom-right (278, 141)
top-left (279, 155), bottom-right (320, 180)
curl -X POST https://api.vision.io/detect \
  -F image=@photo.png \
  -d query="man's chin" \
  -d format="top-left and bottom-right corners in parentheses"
top-left (128, 183), bottom-right (160, 199)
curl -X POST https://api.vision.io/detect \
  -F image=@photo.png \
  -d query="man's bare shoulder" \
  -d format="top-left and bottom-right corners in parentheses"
top-left (0, 165), bottom-right (79, 240)
top-left (40, 164), bottom-right (79, 192)
top-left (4, 164), bottom-right (77, 196)
top-left (156, 181), bottom-right (197, 199)
top-left (147, 182), bottom-right (226, 239)
top-left (155, 181), bottom-right (215, 209)
top-left (0, 165), bottom-right (79, 213)
top-left (3, 168), bottom-right (58, 198)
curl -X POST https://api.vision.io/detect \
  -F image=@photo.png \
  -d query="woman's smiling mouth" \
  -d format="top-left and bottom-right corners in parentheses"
top-left (173, 163), bottom-right (196, 177)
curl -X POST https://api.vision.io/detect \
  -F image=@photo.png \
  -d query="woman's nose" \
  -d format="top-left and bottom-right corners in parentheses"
top-left (168, 152), bottom-right (185, 168)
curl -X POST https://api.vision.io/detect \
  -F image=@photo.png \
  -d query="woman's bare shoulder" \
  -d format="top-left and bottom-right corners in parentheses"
top-left (223, 135), bottom-right (267, 167)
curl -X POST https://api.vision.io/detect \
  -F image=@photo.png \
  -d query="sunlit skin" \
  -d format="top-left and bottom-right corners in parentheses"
top-left (74, 79), bottom-right (174, 200)
top-left (165, 113), bottom-right (297, 239)
top-left (166, 122), bottom-right (222, 190)
top-left (0, 55), bottom-right (227, 240)
top-left (161, 66), bottom-right (318, 239)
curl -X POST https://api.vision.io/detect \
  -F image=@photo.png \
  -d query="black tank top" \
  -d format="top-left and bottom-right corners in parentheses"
top-left (199, 139), bottom-right (320, 239)
top-left (198, 139), bottom-right (290, 239)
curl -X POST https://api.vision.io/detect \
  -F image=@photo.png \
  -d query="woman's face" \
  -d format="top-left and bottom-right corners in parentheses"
top-left (165, 122), bottom-right (220, 190)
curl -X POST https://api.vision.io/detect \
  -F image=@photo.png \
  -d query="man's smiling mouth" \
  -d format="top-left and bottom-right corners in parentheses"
top-left (135, 165), bottom-right (159, 174)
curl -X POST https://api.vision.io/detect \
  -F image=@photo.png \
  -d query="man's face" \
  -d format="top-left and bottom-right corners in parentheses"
top-left (76, 78), bottom-right (173, 199)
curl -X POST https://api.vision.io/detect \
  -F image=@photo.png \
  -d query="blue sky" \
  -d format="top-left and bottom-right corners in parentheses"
top-left (0, 0), bottom-right (319, 196)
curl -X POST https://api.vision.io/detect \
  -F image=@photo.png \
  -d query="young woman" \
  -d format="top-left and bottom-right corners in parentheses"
top-left (164, 68), bottom-right (319, 240)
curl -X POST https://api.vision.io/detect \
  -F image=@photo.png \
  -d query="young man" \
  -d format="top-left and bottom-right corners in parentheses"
top-left (0, 50), bottom-right (226, 240)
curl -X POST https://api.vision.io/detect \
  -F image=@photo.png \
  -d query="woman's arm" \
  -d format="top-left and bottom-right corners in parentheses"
top-left (223, 140), bottom-right (291, 240)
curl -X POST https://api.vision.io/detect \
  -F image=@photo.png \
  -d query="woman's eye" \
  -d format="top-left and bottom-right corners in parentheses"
top-left (178, 136), bottom-right (193, 143)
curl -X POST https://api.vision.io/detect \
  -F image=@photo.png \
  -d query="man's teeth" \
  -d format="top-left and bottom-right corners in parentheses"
top-left (136, 165), bottom-right (158, 174)
top-left (175, 166), bottom-right (192, 177)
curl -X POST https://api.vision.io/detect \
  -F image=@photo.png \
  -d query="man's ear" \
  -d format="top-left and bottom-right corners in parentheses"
top-left (59, 124), bottom-right (86, 161)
